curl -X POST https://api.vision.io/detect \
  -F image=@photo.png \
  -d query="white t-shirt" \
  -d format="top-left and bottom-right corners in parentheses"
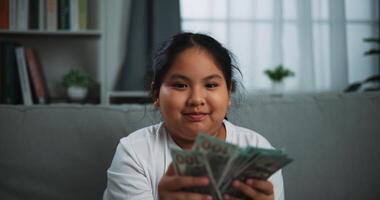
top-left (103, 120), bottom-right (285, 200)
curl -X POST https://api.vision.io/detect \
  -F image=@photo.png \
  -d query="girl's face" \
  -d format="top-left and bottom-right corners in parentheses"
top-left (156, 47), bottom-right (231, 149)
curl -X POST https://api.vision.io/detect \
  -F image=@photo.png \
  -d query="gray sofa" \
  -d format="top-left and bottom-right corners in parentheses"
top-left (1, 92), bottom-right (379, 200)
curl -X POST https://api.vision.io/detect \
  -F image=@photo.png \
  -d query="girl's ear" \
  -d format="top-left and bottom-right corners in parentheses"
top-left (151, 82), bottom-right (160, 107)
top-left (153, 98), bottom-right (160, 107)
top-left (228, 90), bottom-right (232, 106)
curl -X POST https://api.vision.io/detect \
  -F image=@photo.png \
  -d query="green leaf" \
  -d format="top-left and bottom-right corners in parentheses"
top-left (63, 69), bottom-right (93, 88)
top-left (264, 64), bottom-right (295, 82)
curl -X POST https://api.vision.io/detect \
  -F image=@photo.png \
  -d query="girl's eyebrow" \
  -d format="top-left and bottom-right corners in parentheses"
top-left (169, 74), bottom-right (189, 81)
top-left (169, 74), bottom-right (223, 81)
top-left (204, 74), bottom-right (223, 81)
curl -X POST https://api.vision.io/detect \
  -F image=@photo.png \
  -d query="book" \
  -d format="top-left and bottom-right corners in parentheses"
top-left (29, 0), bottom-right (40, 29)
top-left (46, 0), bottom-right (57, 30)
top-left (58, 0), bottom-right (70, 30)
top-left (0, 42), bottom-right (4, 101)
top-left (8, 0), bottom-right (16, 30)
top-left (78, 0), bottom-right (86, 30)
top-left (25, 47), bottom-right (49, 104)
top-left (69, 0), bottom-right (78, 30)
top-left (0, 0), bottom-right (9, 29)
top-left (17, 0), bottom-right (29, 30)
top-left (38, 0), bottom-right (46, 30)
top-left (15, 46), bottom-right (33, 105)
top-left (0, 41), bottom-right (22, 104)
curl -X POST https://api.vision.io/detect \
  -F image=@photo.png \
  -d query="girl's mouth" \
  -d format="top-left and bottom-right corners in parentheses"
top-left (183, 113), bottom-right (208, 122)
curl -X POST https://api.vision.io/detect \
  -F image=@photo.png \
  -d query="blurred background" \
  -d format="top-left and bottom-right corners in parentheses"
top-left (0, 0), bottom-right (379, 104)
top-left (116, 0), bottom-right (379, 102)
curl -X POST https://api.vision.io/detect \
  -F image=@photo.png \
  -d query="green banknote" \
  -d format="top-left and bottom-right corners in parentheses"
top-left (221, 148), bottom-right (292, 198)
top-left (170, 134), bottom-right (292, 200)
top-left (218, 147), bottom-right (259, 187)
top-left (193, 134), bottom-right (239, 184)
top-left (170, 149), bottom-right (222, 200)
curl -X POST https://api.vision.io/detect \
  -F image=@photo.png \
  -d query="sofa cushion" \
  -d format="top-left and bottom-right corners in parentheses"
top-left (229, 92), bottom-right (380, 200)
top-left (0, 105), bottom-right (158, 200)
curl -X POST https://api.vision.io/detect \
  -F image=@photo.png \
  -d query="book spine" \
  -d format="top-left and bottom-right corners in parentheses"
top-left (15, 47), bottom-right (33, 105)
top-left (69, 0), bottom-right (78, 31)
top-left (0, 43), bottom-right (4, 101)
top-left (58, 0), bottom-right (70, 30)
top-left (25, 47), bottom-right (49, 104)
top-left (17, 0), bottom-right (29, 30)
top-left (78, 0), bottom-right (86, 30)
top-left (29, 0), bottom-right (39, 29)
top-left (9, 0), bottom-right (17, 30)
top-left (2, 42), bottom-right (21, 104)
top-left (38, 0), bottom-right (45, 30)
top-left (0, 0), bottom-right (9, 29)
top-left (46, 0), bottom-right (57, 30)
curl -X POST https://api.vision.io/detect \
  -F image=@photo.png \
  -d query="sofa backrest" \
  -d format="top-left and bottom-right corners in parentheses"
top-left (1, 92), bottom-right (379, 200)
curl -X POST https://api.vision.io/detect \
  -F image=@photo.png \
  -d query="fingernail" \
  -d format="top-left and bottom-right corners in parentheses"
top-left (203, 195), bottom-right (212, 200)
top-left (201, 177), bottom-right (209, 185)
top-left (223, 194), bottom-right (231, 200)
top-left (246, 179), bottom-right (254, 185)
top-left (233, 180), bottom-right (240, 187)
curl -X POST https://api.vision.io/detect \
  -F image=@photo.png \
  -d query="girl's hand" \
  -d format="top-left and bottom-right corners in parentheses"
top-left (158, 163), bottom-right (213, 200)
top-left (223, 179), bottom-right (274, 200)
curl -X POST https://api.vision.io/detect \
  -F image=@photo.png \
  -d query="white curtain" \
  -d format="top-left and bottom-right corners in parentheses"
top-left (180, 0), bottom-right (379, 93)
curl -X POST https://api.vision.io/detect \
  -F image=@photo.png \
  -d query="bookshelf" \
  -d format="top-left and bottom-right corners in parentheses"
top-left (0, 0), bottom-right (105, 104)
top-left (0, 30), bottom-right (101, 36)
top-left (0, 0), bottom-right (151, 105)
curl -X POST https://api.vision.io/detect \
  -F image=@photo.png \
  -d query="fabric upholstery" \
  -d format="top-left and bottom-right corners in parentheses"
top-left (0, 92), bottom-right (379, 200)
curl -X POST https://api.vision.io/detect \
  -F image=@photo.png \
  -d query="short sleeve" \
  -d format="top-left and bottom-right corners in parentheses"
top-left (103, 142), bottom-right (153, 200)
top-left (269, 169), bottom-right (285, 200)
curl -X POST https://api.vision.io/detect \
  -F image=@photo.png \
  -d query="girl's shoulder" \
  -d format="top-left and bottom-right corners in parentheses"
top-left (224, 120), bottom-right (273, 149)
top-left (119, 122), bottom-right (164, 148)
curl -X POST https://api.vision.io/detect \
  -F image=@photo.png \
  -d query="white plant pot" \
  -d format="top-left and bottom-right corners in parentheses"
top-left (67, 86), bottom-right (88, 101)
top-left (271, 81), bottom-right (284, 95)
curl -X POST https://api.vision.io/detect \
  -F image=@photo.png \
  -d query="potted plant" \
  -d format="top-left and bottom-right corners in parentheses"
top-left (345, 37), bottom-right (380, 92)
top-left (264, 64), bottom-right (295, 94)
top-left (63, 69), bottom-right (93, 101)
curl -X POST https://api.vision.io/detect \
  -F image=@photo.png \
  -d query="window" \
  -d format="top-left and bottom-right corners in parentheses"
top-left (180, 0), bottom-right (379, 92)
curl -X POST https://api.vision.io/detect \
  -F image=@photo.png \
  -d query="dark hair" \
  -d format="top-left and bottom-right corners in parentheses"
top-left (150, 32), bottom-right (241, 100)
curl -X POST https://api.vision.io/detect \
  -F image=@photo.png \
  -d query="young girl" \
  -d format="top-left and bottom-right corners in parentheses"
top-left (103, 33), bottom-right (284, 200)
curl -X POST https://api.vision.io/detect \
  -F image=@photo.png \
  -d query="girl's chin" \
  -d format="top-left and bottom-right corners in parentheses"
top-left (184, 130), bottom-right (214, 138)
top-left (186, 126), bottom-right (206, 133)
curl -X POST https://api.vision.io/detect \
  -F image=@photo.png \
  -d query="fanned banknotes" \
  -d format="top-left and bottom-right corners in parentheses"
top-left (170, 149), bottom-right (223, 200)
top-left (170, 133), bottom-right (292, 199)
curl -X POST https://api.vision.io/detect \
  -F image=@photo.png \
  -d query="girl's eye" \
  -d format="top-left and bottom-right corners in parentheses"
top-left (206, 83), bottom-right (218, 88)
top-left (173, 83), bottom-right (188, 89)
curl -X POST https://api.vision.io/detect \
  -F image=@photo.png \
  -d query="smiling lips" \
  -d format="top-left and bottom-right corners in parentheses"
top-left (183, 112), bottom-right (208, 121)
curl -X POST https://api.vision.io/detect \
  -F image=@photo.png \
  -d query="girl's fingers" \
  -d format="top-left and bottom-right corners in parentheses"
top-left (162, 163), bottom-right (210, 191)
top-left (159, 163), bottom-right (212, 200)
top-left (245, 179), bottom-right (274, 196)
top-left (159, 175), bottom-right (210, 191)
top-left (223, 193), bottom-right (241, 200)
top-left (171, 192), bottom-right (212, 200)
top-left (165, 163), bottom-right (176, 176)
top-left (232, 180), bottom-right (260, 198)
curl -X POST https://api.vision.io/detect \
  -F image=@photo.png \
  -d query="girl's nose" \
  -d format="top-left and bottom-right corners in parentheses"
top-left (187, 87), bottom-right (205, 106)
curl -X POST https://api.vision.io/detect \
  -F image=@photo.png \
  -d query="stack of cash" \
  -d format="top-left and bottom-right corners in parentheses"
top-left (170, 134), bottom-right (292, 200)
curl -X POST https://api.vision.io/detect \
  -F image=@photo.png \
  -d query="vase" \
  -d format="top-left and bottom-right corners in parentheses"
top-left (67, 86), bottom-right (88, 101)
top-left (271, 81), bottom-right (284, 95)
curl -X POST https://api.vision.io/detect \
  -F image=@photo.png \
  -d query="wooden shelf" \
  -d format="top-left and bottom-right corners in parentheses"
top-left (0, 30), bottom-right (101, 36)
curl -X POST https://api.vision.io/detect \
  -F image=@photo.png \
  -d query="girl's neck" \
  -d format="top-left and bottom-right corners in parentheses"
top-left (167, 124), bottom-right (227, 150)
